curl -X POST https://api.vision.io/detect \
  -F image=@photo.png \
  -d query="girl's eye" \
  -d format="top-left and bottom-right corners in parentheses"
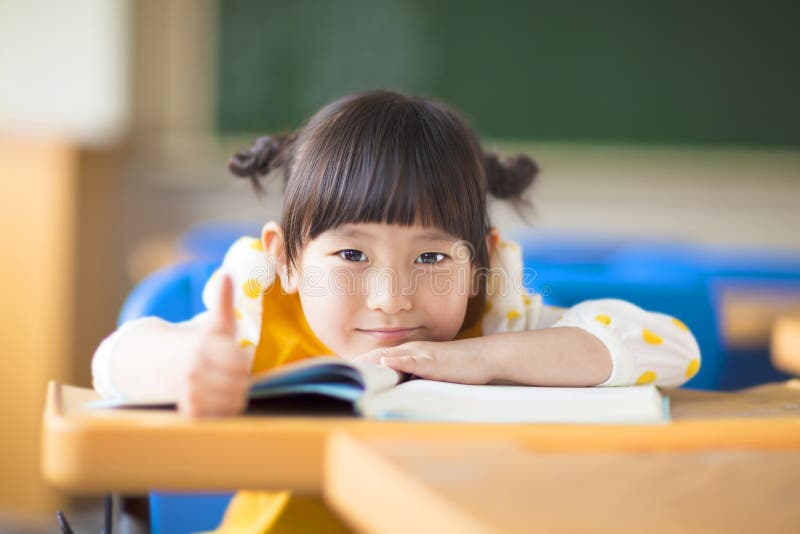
top-left (338, 249), bottom-right (368, 262)
top-left (416, 252), bottom-right (447, 265)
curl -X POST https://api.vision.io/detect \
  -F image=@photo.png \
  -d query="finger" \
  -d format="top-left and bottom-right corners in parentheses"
top-left (180, 377), bottom-right (249, 417)
top-left (210, 273), bottom-right (237, 337)
top-left (352, 348), bottom-right (394, 365)
top-left (379, 354), bottom-right (435, 376)
top-left (201, 340), bottom-right (251, 374)
top-left (189, 367), bottom-right (250, 395)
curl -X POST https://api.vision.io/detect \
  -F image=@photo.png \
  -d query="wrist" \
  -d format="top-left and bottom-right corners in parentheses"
top-left (489, 340), bottom-right (515, 383)
top-left (458, 337), bottom-right (505, 384)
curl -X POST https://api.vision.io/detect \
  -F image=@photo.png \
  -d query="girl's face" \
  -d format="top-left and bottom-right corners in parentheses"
top-left (284, 222), bottom-right (481, 359)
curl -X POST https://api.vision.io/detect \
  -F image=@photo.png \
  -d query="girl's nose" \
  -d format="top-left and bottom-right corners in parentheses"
top-left (364, 268), bottom-right (413, 313)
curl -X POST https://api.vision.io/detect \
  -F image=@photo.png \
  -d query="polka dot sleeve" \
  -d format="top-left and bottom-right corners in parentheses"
top-left (551, 298), bottom-right (702, 388)
top-left (202, 236), bottom-right (275, 363)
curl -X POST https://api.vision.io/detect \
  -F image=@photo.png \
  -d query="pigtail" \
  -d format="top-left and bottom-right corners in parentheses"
top-left (483, 150), bottom-right (539, 224)
top-left (228, 132), bottom-right (297, 194)
top-left (483, 151), bottom-right (538, 199)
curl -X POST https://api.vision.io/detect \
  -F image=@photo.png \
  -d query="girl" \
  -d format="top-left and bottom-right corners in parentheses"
top-left (92, 89), bottom-right (700, 531)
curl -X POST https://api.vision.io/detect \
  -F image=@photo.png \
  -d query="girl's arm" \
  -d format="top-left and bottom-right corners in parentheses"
top-left (487, 327), bottom-right (613, 386)
top-left (91, 275), bottom-right (253, 416)
top-left (354, 298), bottom-right (701, 388)
top-left (350, 327), bottom-right (611, 386)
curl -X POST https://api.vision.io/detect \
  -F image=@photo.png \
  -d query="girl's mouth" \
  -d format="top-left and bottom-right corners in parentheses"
top-left (357, 327), bottom-right (420, 340)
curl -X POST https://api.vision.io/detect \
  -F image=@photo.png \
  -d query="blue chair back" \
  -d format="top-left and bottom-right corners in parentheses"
top-left (524, 267), bottom-right (723, 390)
top-left (513, 231), bottom-right (800, 390)
top-left (177, 221), bottom-right (262, 262)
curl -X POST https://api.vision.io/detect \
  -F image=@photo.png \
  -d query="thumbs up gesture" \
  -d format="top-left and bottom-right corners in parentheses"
top-left (178, 274), bottom-right (252, 417)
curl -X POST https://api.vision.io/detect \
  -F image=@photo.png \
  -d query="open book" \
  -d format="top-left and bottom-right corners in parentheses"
top-left (86, 356), bottom-right (669, 424)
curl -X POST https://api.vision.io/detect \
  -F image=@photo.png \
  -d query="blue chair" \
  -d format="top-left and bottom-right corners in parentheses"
top-left (608, 243), bottom-right (800, 388)
top-left (522, 265), bottom-right (724, 390)
top-left (176, 221), bottom-right (262, 262)
top-left (513, 231), bottom-right (725, 390)
top-left (118, 261), bottom-right (220, 325)
top-left (117, 259), bottom-right (235, 534)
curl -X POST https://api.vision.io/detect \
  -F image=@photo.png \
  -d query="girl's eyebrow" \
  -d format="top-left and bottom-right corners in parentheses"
top-left (329, 228), bottom-right (454, 242)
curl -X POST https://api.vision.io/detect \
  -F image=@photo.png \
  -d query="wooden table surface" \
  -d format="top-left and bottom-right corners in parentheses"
top-left (41, 380), bottom-right (800, 496)
top-left (326, 432), bottom-right (800, 534)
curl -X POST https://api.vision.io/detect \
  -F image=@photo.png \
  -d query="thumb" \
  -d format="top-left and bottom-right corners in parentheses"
top-left (210, 273), bottom-right (237, 337)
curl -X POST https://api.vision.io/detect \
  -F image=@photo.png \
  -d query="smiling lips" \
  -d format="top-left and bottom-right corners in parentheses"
top-left (357, 327), bottom-right (420, 340)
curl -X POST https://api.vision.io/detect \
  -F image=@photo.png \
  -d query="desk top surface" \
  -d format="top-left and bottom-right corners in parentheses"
top-left (42, 380), bottom-right (800, 495)
top-left (325, 431), bottom-right (800, 533)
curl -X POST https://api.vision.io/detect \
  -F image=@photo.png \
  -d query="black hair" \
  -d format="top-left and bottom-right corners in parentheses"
top-left (228, 89), bottom-right (538, 330)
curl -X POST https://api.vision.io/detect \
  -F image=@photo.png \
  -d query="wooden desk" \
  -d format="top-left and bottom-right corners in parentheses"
top-left (326, 433), bottom-right (800, 533)
top-left (42, 381), bottom-right (800, 496)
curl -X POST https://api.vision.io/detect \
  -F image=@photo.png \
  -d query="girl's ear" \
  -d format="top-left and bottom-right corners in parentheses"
top-left (261, 221), bottom-right (299, 294)
top-left (487, 226), bottom-right (499, 259)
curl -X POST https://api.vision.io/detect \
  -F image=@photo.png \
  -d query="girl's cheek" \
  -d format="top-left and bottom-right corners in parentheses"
top-left (415, 275), bottom-right (472, 339)
top-left (330, 267), bottom-right (359, 298)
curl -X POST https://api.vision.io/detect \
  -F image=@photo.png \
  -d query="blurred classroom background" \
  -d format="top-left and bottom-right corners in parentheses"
top-left (1, 0), bottom-right (799, 529)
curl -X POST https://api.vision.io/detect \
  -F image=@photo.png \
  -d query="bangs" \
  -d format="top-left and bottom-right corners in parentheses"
top-left (285, 97), bottom-right (488, 256)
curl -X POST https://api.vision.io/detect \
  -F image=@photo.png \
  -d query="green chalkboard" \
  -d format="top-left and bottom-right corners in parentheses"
top-left (216, 0), bottom-right (800, 148)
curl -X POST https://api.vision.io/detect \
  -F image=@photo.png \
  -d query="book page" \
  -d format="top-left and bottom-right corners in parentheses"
top-left (358, 380), bottom-right (667, 424)
top-left (346, 360), bottom-right (404, 396)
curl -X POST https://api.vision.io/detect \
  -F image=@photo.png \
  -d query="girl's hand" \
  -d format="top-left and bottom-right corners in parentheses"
top-left (178, 274), bottom-right (252, 417)
top-left (353, 340), bottom-right (495, 385)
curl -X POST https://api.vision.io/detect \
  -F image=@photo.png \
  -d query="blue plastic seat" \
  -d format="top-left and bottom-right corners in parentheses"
top-left (607, 242), bottom-right (800, 388)
top-left (117, 261), bottom-right (220, 325)
top-left (524, 266), bottom-right (723, 390)
top-left (512, 231), bottom-right (725, 390)
top-left (177, 221), bottom-right (262, 262)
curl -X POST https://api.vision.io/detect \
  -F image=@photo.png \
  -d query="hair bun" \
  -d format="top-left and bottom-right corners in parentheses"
top-left (228, 133), bottom-right (295, 182)
top-left (484, 152), bottom-right (539, 200)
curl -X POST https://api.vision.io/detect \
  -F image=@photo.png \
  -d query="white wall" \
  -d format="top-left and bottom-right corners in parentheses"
top-left (0, 0), bottom-right (131, 146)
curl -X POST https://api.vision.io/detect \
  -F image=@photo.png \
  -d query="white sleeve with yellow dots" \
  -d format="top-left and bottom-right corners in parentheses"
top-left (486, 234), bottom-right (701, 388)
top-left (481, 235), bottom-right (546, 335)
top-left (551, 298), bottom-right (702, 388)
top-left (201, 236), bottom-right (276, 360)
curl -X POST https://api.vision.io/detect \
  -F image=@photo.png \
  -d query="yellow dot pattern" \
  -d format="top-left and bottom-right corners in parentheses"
top-left (239, 339), bottom-right (255, 349)
top-left (234, 308), bottom-right (243, 320)
top-left (506, 310), bottom-right (521, 321)
top-left (672, 317), bottom-right (689, 332)
top-left (243, 279), bottom-right (264, 299)
top-left (685, 359), bottom-right (700, 378)
top-left (642, 329), bottom-right (663, 345)
top-left (595, 314), bottom-right (611, 325)
top-left (250, 238), bottom-right (264, 251)
top-left (636, 371), bottom-right (657, 384)
top-left (522, 295), bottom-right (532, 306)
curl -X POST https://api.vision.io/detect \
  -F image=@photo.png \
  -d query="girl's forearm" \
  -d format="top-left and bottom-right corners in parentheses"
top-left (93, 317), bottom-right (200, 400)
top-left (478, 327), bottom-right (613, 387)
